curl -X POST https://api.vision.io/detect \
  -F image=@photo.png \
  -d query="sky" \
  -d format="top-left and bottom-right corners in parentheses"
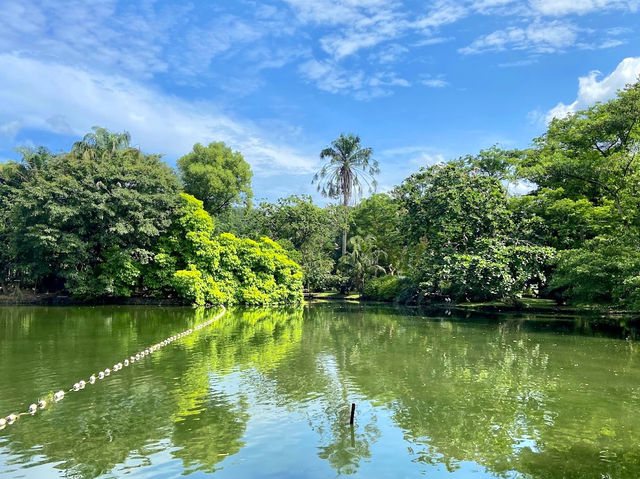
top-left (1, 0), bottom-right (640, 203)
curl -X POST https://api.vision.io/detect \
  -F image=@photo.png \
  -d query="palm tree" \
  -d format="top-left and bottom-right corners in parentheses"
top-left (72, 126), bottom-right (132, 156)
top-left (313, 134), bottom-right (379, 256)
top-left (340, 235), bottom-right (386, 293)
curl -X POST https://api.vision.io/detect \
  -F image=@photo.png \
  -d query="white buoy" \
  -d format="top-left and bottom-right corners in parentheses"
top-left (89, 375), bottom-right (96, 384)
top-left (124, 359), bottom-right (129, 366)
top-left (104, 368), bottom-right (111, 376)
top-left (73, 383), bottom-right (80, 391)
top-left (29, 404), bottom-right (38, 414)
top-left (54, 391), bottom-right (64, 402)
top-left (79, 380), bottom-right (86, 389)
top-left (38, 399), bottom-right (46, 409)
top-left (98, 371), bottom-right (105, 380)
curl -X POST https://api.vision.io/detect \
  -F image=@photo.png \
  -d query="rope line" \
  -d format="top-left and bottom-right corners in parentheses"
top-left (0, 305), bottom-right (226, 431)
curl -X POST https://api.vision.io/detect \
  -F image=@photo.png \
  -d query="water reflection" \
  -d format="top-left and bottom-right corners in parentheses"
top-left (0, 303), bottom-right (639, 478)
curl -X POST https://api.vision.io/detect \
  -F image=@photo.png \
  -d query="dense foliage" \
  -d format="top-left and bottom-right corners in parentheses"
top-left (148, 194), bottom-right (303, 306)
top-left (1, 130), bottom-right (180, 296)
top-left (0, 130), bottom-right (302, 305)
top-left (395, 162), bottom-right (554, 302)
top-left (2, 80), bottom-right (640, 308)
top-left (178, 142), bottom-right (252, 216)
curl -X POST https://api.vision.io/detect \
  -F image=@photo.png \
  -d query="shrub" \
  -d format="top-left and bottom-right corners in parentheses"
top-left (146, 194), bottom-right (303, 306)
top-left (362, 275), bottom-right (411, 302)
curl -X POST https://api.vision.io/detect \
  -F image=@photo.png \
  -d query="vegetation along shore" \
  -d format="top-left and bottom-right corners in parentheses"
top-left (1, 81), bottom-right (640, 311)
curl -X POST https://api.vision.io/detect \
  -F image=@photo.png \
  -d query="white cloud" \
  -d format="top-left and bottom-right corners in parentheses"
top-left (0, 54), bottom-right (315, 175)
top-left (529, 0), bottom-right (640, 16)
top-left (285, 0), bottom-right (474, 60)
top-left (369, 43), bottom-right (409, 64)
top-left (0, 0), bottom-right (172, 78)
top-left (379, 146), bottom-right (447, 166)
top-left (413, 36), bottom-right (455, 47)
top-left (0, 0), bottom-right (299, 86)
top-left (284, 0), bottom-right (407, 59)
top-left (460, 20), bottom-right (579, 54)
top-left (546, 57), bottom-right (640, 121)
top-left (498, 57), bottom-right (539, 67)
top-left (413, 1), bottom-right (468, 30)
top-left (421, 75), bottom-right (449, 87)
top-left (298, 59), bottom-right (410, 99)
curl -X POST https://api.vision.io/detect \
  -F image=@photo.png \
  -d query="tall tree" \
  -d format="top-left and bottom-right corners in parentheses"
top-left (313, 134), bottom-right (379, 256)
top-left (178, 142), bottom-right (253, 216)
top-left (72, 126), bottom-right (132, 155)
top-left (7, 128), bottom-right (180, 295)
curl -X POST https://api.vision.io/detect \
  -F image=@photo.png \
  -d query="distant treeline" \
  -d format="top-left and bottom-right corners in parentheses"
top-left (2, 80), bottom-right (640, 308)
top-left (218, 80), bottom-right (640, 309)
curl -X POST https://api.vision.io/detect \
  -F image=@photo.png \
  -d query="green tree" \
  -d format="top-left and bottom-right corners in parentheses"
top-left (313, 134), bottom-right (379, 256)
top-left (395, 162), bottom-right (513, 252)
top-left (518, 80), bottom-right (640, 219)
top-left (145, 193), bottom-right (304, 306)
top-left (72, 126), bottom-right (132, 155)
top-left (515, 79), bottom-right (640, 306)
top-left (550, 236), bottom-right (640, 308)
top-left (0, 147), bottom-right (55, 286)
top-left (460, 145), bottom-right (522, 181)
top-left (7, 130), bottom-right (180, 296)
top-left (395, 162), bottom-right (554, 302)
top-left (339, 235), bottom-right (386, 293)
top-left (351, 193), bottom-right (402, 273)
top-left (258, 195), bottom-right (335, 291)
top-left (177, 142), bottom-right (253, 216)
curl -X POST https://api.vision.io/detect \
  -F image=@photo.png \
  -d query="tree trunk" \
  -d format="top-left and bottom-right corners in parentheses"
top-left (341, 192), bottom-right (348, 256)
top-left (342, 228), bottom-right (347, 256)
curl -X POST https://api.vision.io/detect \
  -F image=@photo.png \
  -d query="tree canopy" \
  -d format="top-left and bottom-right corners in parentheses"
top-left (178, 142), bottom-right (253, 216)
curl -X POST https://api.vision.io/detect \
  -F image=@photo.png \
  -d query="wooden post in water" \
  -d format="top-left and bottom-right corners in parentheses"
top-left (349, 403), bottom-right (356, 425)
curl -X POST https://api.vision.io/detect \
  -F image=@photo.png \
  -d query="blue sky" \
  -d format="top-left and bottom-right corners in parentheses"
top-left (1, 0), bottom-right (639, 202)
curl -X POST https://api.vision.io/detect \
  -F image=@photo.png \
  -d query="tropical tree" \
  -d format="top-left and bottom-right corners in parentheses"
top-left (72, 126), bottom-right (132, 155)
top-left (339, 235), bottom-right (386, 293)
top-left (6, 128), bottom-right (181, 295)
top-left (178, 142), bottom-right (253, 216)
top-left (395, 162), bottom-right (554, 302)
top-left (313, 134), bottom-right (379, 256)
top-left (351, 193), bottom-right (403, 273)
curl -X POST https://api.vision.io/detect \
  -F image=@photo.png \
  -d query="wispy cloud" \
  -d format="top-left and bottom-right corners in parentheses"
top-left (460, 20), bottom-right (579, 54)
top-left (298, 59), bottom-right (410, 99)
top-left (420, 74), bottom-right (449, 87)
top-left (529, 0), bottom-right (640, 16)
top-left (498, 57), bottom-right (539, 67)
top-left (0, 53), bottom-right (316, 175)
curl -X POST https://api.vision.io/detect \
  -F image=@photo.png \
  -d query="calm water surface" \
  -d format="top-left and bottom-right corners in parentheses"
top-left (0, 303), bottom-right (639, 478)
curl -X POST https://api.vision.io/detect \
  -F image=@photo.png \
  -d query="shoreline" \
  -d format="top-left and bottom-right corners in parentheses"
top-left (1, 292), bottom-right (638, 317)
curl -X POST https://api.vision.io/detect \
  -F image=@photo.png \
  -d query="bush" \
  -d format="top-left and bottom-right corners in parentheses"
top-left (362, 275), bottom-right (412, 302)
top-left (145, 194), bottom-right (304, 306)
top-left (550, 237), bottom-right (640, 307)
top-left (414, 241), bottom-right (555, 302)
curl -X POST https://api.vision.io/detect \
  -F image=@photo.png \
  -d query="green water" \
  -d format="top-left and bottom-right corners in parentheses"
top-left (0, 303), bottom-right (639, 478)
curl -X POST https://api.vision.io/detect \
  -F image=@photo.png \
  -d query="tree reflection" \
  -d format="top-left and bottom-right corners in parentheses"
top-left (298, 302), bottom-right (640, 478)
top-left (1, 303), bottom-right (640, 478)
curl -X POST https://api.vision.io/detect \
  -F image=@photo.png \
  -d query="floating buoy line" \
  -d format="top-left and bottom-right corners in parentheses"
top-left (0, 305), bottom-right (226, 431)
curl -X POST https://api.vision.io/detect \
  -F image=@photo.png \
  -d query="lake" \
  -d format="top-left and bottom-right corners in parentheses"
top-left (0, 302), bottom-right (639, 478)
